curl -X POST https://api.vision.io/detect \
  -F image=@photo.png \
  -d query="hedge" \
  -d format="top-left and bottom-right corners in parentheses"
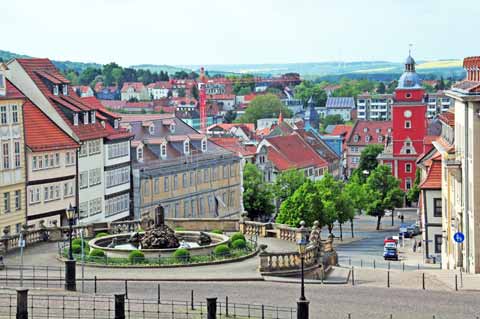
top-left (231, 238), bottom-right (247, 249)
top-left (230, 233), bottom-right (245, 243)
top-left (128, 250), bottom-right (145, 263)
top-left (213, 244), bottom-right (231, 257)
top-left (173, 248), bottom-right (190, 262)
top-left (95, 232), bottom-right (109, 239)
top-left (89, 249), bottom-right (105, 257)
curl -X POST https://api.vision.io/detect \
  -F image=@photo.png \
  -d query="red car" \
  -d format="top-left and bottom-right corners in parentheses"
top-left (384, 236), bottom-right (398, 245)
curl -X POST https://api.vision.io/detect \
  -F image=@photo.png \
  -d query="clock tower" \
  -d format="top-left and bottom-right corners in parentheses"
top-left (390, 53), bottom-right (428, 191)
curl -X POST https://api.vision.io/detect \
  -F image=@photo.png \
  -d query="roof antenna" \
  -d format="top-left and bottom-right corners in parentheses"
top-left (409, 43), bottom-right (413, 56)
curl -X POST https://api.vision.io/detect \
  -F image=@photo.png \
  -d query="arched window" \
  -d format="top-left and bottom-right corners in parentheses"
top-left (137, 146), bottom-right (144, 162)
top-left (183, 140), bottom-right (190, 154)
top-left (201, 138), bottom-right (207, 152)
top-left (160, 143), bottom-right (167, 158)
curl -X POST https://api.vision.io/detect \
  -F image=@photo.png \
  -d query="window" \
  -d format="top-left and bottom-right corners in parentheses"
top-left (148, 124), bottom-right (155, 135)
top-left (0, 106), bottom-right (7, 124)
top-left (2, 142), bottom-right (10, 169)
top-left (230, 164), bottom-right (236, 177)
top-left (3, 192), bottom-right (10, 213)
top-left (91, 111), bottom-right (96, 124)
top-left (182, 173), bottom-right (187, 188)
top-left (363, 127), bottom-right (368, 132)
top-left (29, 187), bottom-right (40, 204)
top-left (108, 142), bottom-right (129, 159)
top-left (434, 235), bottom-right (442, 254)
top-left (105, 193), bottom-right (129, 217)
top-left (11, 105), bottom-right (18, 124)
top-left (83, 112), bottom-right (89, 125)
top-left (53, 85), bottom-right (59, 96)
top-left (405, 93), bottom-right (412, 99)
top-left (365, 135), bottom-right (371, 142)
top-left (184, 200), bottom-right (190, 217)
top-left (136, 146), bottom-right (143, 162)
top-left (433, 198), bottom-right (442, 217)
top-left (174, 203), bottom-right (180, 217)
top-left (89, 198), bottom-right (102, 216)
top-left (164, 176), bottom-right (169, 192)
top-left (114, 119), bottom-right (119, 129)
top-left (405, 178), bottom-right (412, 190)
top-left (55, 153), bottom-right (60, 167)
top-left (88, 140), bottom-right (101, 155)
top-left (79, 202), bottom-right (89, 218)
top-left (62, 84), bottom-right (68, 96)
top-left (190, 171), bottom-right (195, 186)
top-left (405, 163), bottom-right (412, 173)
top-left (201, 138), bottom-right (207, 152)
top-left (378, 136), bottom-right (383, 143)
top-left (14, 190), bottom-right (20, 210)
top-left (65, 151), bottom-right (75, 166)
top-left (79, 144), bottom-right (88, 157)
top-left (64, 182), bottom-right (74, 198)
top-left (160, 143), bottom-right (167, 158)
top-left (14, 142), bottom-right (20, 168)
top-left (351, 157), bottom-right (359, 164)
top-left (183, 140), bottom-right (190, 154)
top-left (353, 135), bottom-right (359, 142)
top-left (106, 166), bottom-right (130, 188)
top-left (169, 123), bottom-right (175, 133)
top-left (89, 168), bottom-right (102, 186)
top-left (73, 113), bottom-right (79, 126)
top-left (405, 121), bottom-right (411, 129)
top-left (173, 174), bottom-right (178, 190)
top-left (0, 74), bottom-right (4, 93)
top-left (204, 168), bottom-right (210, 183)
top-left (229, 191), bottom-right (235, 208)
top-left (191, 199), bottom-right (196, 217)
top-left (143, 180), bottom-right (150, 196)
top-left (376, 128), bottom-right (381, 133)
top-left (79, 171), bottom-right (88, 189)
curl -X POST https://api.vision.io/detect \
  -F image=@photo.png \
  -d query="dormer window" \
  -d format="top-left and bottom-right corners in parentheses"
top-left (114, 119), bottom-right (119, 129)
top-left (170, 123), bottom-right (176, 133)
top-left (137, 146), bottom-right (144, 162)
top-left (149, 124), bottom-right (155, 135)
top-left (387, 128), bottom-right (392, 133)
top-left (183, 140), bottom-right (190, 154)
top-left (73, 113), bottom-right (79, 126)
top-left (53, 85), bottom-right (59, 96)
top-left (62, 84), bottom-right (68, 96)
top-left (201, 138), bottom-right (207, 153)
top-left (363, 127), bottom-right (368, 133)
top-left (376, 128), bottom-right (381, 133)
top-left (353, 135), bottom-right (359, 142)
top-left (378, 135), bottom-right (383, 143)
top-left (160, 143), bottom-right (167, 158)
top-left (365, 135), bottom-right (371, 142)
top-left (0, 74), bottom-right (5, 96)
top-left (91, 111), bottom-right (96, 124)
top-left (83, 112), bottom-right (89, 125)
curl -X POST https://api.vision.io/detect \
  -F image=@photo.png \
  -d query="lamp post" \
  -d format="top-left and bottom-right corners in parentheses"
top-left (296, 221), bottom-right (309, 319)
top-left (65, 204), bottom-right (76, 291)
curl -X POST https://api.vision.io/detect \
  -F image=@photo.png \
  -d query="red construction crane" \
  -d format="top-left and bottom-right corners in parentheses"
top-left (199, 67), bottom-right (207, 132)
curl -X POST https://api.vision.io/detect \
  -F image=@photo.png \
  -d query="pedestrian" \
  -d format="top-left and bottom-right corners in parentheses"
top-left (400, 215), bottom-right (404, 223)
top-left (412, 239), bottom-right (417, 252)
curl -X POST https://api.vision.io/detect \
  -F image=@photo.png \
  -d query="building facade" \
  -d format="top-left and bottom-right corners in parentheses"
top-left (0, 70), bottom-right (26, 234)
top-left (121, 82), bottom-right (150, 101)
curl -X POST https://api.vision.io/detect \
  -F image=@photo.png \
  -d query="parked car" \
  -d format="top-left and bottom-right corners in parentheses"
top-left (407, 224), bottom-right (421, 236)
top-left (384, 236), bottom-right (398, 245)
top-left (384, 246), bottom-right (399, 261)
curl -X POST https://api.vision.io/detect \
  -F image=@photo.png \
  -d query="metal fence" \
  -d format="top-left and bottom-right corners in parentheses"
top-left (0, 265), bottom-right (65, 288)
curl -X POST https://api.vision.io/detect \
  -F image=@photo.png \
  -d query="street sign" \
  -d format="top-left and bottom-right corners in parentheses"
top-left (18, 239), bottom-right (25, 248)
top-left (453, 232), bottom-right (465, 243)
top-left (399, 224), bottom-right (407, 233)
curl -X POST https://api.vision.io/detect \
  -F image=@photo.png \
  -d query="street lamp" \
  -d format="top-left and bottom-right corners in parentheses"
top-left (65, 204), bottom-right (76, 291)
top-left (296, 221), bottom-right (309, 319)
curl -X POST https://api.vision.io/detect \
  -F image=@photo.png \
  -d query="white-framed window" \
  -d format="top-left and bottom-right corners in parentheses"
top-left (169, 123), bottom-right (175, 133)
top-left (53, 85), bottom-right (59, 96)
top-left (106, 166), bottom-right (130, 188)
top-left (405, 163), bottom-right (412, 173)
top-left (136, 146), bottom-right (143, 162)
top-left (230, 164), bottom-right (236, 177)
top-left (73, 113), bottom-right (79, 126)
top-left (2, 142), bottom-right (10, 169)
top-left (14, 141), bottom-right (21, 168)
top-left (14, 190), bottom-right (21, 210)
top-left (204, 168), bottom-right (210, 182)
top-left (108, 142), bottom-right (129, 159)
top-left (363, 127), bottom-right (368, 132)
top-left (79, 171), bottom-right (88, 189)
top-left (190, 171), bottom-right (195, 186)
top-left (405, 120), bottom-right (411, 129)
top-left (79, 144), bottom-right (88, 157)
top-left (405, 178), bottom-right (412, 190)
top-left (0, 106), bottom-right (7, 125)
top-left (89, 198), bottom-right (102, 216)
top-left (29, 187), bottom-right (40, 204)
top-left (0, 74), bottom-right (5, 95)
top-left (3, 192), bottom-right (10, 213)
top-left (91, 111), bottom-right (96, 124)
top-left (44, 185), bottom-right (59, 202)
top-left (352, 157), bottom-right (359, 164)
top-left (182, 173), bottom-right (187, 188)
top-left (65, 151), bottom-right (76, 166)
top-left (62, 84), bottom-right (68, 96)
top-left (105, 193), bottom-right (129, 217)
top-left (164, 176), bottom-right (169, 192)
top-left (183, 140), bottom-right (190, 154)
top-left (365, 135), bottom-right (371, 142)
top-left (378, 135), bottom-right (383, 143)
top-left (63, 181), bottom-right (74, 198)
top-left (173, 174), bottom-right (178, 190)
top-left (83, 112), bottom-right (89, 125)
top-left (79, 201), bottom-right (89, 218)
top-left (353, 135), bottom-right (359, 142)
top-left (160, 143), bottom-right (167, 158)
top-left (89, 168), bottom-right (102, 186)
top-left (11, 105), bottom-right (18, 124)
top-left (88, 140), bottom-right (101, 155)
top-left (201, 138), bottom-right (207, 152)
top-left (114, 119), bottom-right (119, 129)
top-left (148, 124), bottom-right (155, 135)
top-left (153, 178), bottom-right (159, 194)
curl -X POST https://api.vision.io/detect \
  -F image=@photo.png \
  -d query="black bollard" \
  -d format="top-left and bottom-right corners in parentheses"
top-left (422, 273), bottom-right (425, 290)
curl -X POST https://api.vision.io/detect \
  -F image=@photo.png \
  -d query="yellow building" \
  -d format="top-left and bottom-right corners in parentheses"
top-left (0, 66), bottom-right (26, 234)
top-left (121, 114), bottom-right (243, 221)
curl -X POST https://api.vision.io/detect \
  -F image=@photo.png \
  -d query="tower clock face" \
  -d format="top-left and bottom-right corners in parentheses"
top-left (404, 110), bottom-right (412, 118)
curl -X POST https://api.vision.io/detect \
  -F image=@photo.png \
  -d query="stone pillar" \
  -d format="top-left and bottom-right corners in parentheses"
top-left (258, 244), bottom-right (269, 272)
top-left (48, 221), bottom-right (62, 242)
top-left (1, 226), bottom-right (11, 255)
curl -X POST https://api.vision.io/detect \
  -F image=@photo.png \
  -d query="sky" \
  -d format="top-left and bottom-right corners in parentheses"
top-left (1, 0), bottom-right (479, 67)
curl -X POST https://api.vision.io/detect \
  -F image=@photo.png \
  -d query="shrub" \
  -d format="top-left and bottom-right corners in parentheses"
top-left (72, 238), bottom-right (83, 246)
top-left (72, 238), bottom-right (90, 251)
top-left (173, 248), bottom-right (190, 262)
top-left (90, 248), bottom-right (105, 257)
top-left (211, 229), bottom-right (223, 234)
top-left (95, 232), bottom-right (109, 239)
top-left (230, 232), bottom-right (245, 243)
top-left (213, 244), bottom-right (231, 257)
top-left (71, 244), bottom-right (81, 254)
top-left (231, 238), bottom-right (247, 250)
top-left (128, 250), bottom-right (145, 263)
top-left (175, 227), bottom-right (186, 231)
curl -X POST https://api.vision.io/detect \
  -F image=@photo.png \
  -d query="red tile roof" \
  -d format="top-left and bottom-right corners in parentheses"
top-left (330, 124), bottom-right (353, 139)
top-left (438, 111), bottom-right (455, 127)
top-left (0, 79), bottom-right (24, 100)
top-left (23, 99), bottom-right (78, 152)
top-left (121, 82), bottom-right (146, 93)
top-left (207, 94), bottom-right (236, 100)
top-left (420, 153), bottom-right (441, 189)
top-left (210, 137), bottom-right (256, 157)
top-left (208, 123), bottom-right (255, 134)
top-left (266, 133), bottom-right (328, 171)
top-left (347, 120), bottom-right (392, 146)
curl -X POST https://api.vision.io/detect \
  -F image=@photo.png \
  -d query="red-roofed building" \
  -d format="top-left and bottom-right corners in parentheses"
top-left (121, 82), bottom-right (150, 101)
top-left (6, 58), bottom-right (134, 224)
top-left (207, 123), bottom-right (256, 142)
top-left (256, 132), bottom-right (328, 182)
top-left (346, 120), bottom-right (392, 175)
top-left (417, 148), bottom-right (442, 260)
top-left (147, 81), bottom-right (172, 100)
top-left (73, 85), bottom-right (94, 98)
top-left (210, 137), bottom-right (256, 163)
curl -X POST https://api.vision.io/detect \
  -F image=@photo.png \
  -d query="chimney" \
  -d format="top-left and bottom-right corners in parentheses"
top-left (463, 56), bottom-right (480, 82)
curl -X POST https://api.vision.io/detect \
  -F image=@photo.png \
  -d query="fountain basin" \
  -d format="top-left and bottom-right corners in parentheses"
top-left (89, 231), bottom-right (230, 258)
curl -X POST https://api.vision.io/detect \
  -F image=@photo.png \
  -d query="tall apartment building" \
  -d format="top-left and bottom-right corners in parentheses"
top-left (6, 58), bottom-right (132, 225)
top-left (357, 92), bottom-right (452, 120)
top-left (0, 67), bottom-right (26, 234)
top-left (121, 114), bottom-right (243, 220)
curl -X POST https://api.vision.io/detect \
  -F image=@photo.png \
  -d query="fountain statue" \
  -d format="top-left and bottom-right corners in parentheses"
top-left (309, 220), bottom-right (321, 247)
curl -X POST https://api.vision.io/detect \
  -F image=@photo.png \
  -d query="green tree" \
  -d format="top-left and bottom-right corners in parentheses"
top-left (272, 169), bottom-right (306, 203)
top-left (236, 94), bottom-right (292, 125)
top-left (276, 180), bottom-right (323, 227)
top-left (223, 110), bottom-right (237, 123)
top-left (335, 191), bottom-right (355, 240)
top-left (243, 163), bottom-right (274, 220)
top-left (237, 87), bottom-right (252, 95)
top-left (294, 81), bottom-right (327, 106)
top-left (376, 82), bottom-right (386, 94)
top-left (407, 169), bottom-right (421, 204)
top-left (364, 165), bottom-right (404, 230)
top-left (321, 114), bottom-right (344, 132)
top-left (386, 80), bottom-right (398, 94)
top-left (111, 67), bottom-right (124, 86)
top-left (357, 144), bottom-right (384, 181)
top-left (315, 173), bottom-right (341, 234)
top-left (65, 70), bottom-right (79, 85)
top-left (344, 174), bottom-right (368, 237)
top-left (78, 67), bottom-right (101, 85)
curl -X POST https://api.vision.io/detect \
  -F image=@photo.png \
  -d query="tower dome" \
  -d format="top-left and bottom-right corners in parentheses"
top-left (397, 53), bottom-right (421, 89)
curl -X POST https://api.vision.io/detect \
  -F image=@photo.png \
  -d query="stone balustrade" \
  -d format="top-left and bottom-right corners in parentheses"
top-left (240, 221), bottom-right (269, 237)
top-left (258, 243), bottom-right (321, 274)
